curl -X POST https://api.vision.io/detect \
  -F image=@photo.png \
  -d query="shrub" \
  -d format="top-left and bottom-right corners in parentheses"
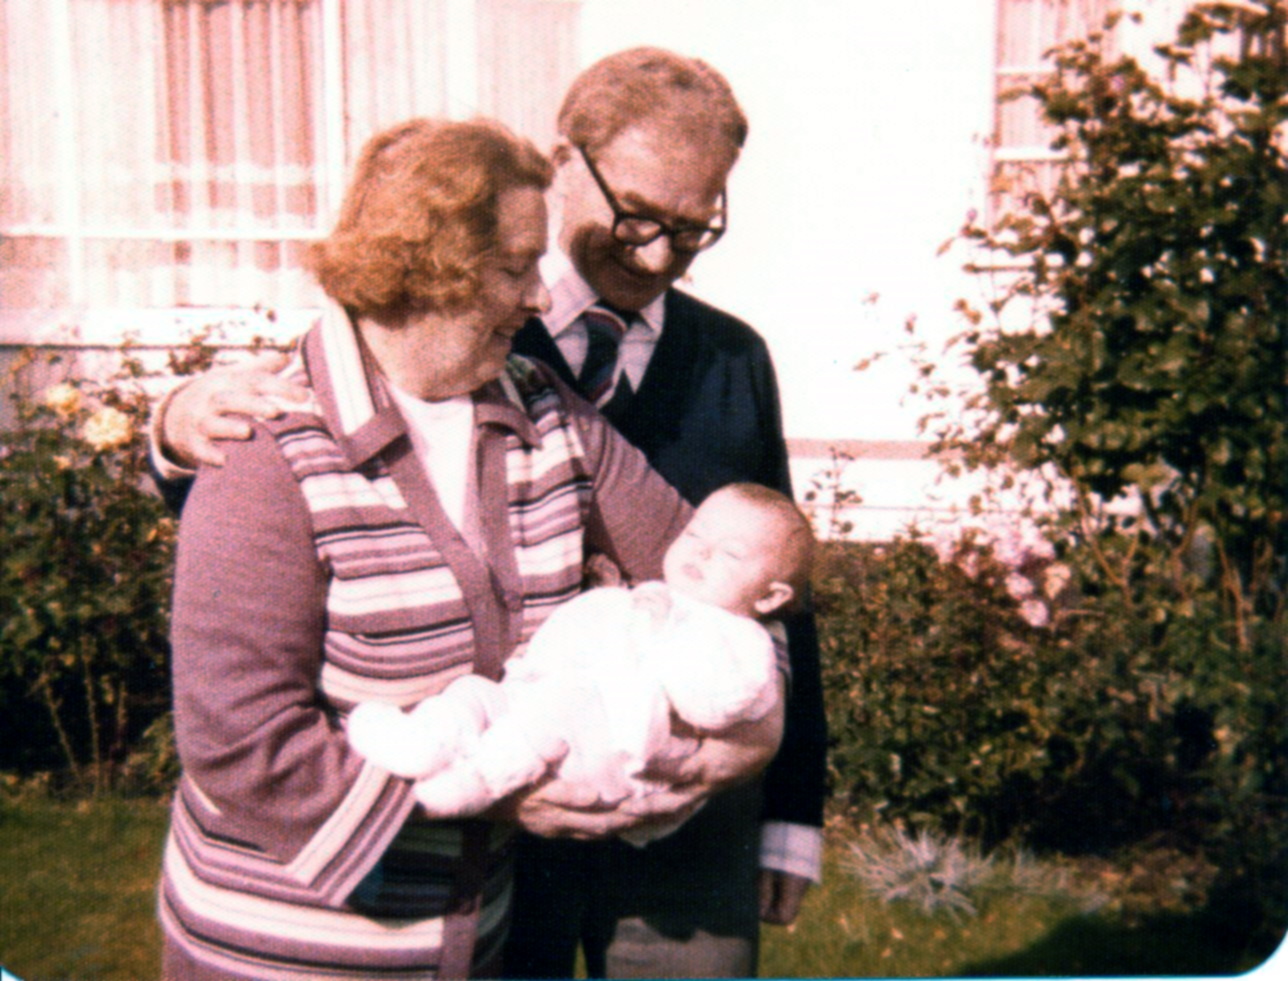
top-left (0, 348), bottom-right (177, 793)
top-left (952, 0), bottom-right (1285, 854)
top-left (943, 0), bottom-right (1286, 648)
top-left (818, 534), bottom-right (1066, 844)
top-left (826, 2), bottom-right (1285, 957)
top-left (818, 523), bottom-right (1285, 852)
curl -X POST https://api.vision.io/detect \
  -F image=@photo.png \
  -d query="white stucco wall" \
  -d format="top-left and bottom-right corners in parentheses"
top-left (576, 0), bottom-right (1201, 539)
top-left (578, 0), bottom-right (999, 447)
top-left (578, 0), bottom-right (1002, 536)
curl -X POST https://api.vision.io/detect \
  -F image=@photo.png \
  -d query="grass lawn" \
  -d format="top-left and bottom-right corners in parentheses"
top-left (0, 796), bottom-right (168, 981)
top-left (0, 797), bottom-right (1276, 979)
top-left (760, 840), bottom-right (1266, 978)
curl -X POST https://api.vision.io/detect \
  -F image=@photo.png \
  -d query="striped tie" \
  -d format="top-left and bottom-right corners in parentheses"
top-left (578, 303), bottom-right (631, 406)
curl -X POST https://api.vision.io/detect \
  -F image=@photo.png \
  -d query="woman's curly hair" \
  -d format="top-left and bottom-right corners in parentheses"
top-left (310, 118), bottom-right (552, 321)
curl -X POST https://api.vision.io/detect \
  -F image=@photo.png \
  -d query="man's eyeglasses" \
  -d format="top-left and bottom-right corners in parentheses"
top-left (577, 145), bottom-right (727, 255)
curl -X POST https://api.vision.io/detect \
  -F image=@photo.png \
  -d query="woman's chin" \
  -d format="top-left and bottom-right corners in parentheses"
top-left (475, 355), bottom-right (509, 386)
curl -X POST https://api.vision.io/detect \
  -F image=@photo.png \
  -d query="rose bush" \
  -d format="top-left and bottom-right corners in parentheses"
top-left (0, 348), bottom-right (176, 793)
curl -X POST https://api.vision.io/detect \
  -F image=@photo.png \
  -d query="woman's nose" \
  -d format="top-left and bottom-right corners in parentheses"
top-left (525, 278), bottom-right (552, 315)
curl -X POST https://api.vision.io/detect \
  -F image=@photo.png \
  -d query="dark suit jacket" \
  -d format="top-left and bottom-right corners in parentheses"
top-left (514, 288), bottom-right (828, 827)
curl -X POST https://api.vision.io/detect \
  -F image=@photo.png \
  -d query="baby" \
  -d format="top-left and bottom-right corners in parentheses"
top-left (346, 482), bottom-right (815, 845)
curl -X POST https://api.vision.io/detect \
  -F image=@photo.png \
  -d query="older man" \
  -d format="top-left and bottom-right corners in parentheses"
top-left (154, 48), bottom-right (826, 980)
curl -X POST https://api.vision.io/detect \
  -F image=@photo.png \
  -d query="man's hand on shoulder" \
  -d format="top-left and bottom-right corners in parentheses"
top-left (160, 351), bottom-right (308, 468)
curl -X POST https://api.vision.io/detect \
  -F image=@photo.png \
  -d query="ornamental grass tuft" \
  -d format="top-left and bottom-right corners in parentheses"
top-left (841, 825), bottom-right (1099, 919)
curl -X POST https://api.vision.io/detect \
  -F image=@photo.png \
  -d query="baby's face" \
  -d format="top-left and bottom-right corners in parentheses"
top-left (662, 492), bottom-right (786, 617)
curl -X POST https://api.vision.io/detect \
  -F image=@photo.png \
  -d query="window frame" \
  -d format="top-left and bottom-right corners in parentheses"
top-left (1, 0), bottom-right (567, 332)
top-left (988, 0), bottom-right (1117, 229)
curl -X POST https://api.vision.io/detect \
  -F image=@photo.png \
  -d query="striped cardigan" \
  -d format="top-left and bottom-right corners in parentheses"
top-left (158, 306), bottom-right (689, 979)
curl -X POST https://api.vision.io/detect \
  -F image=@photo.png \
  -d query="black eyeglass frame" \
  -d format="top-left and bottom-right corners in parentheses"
top-left (576, 145), bottom-right (727, 255)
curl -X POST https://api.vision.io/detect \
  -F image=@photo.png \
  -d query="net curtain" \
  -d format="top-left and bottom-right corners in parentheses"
top-left (0, 0), bottom-right (577, 311)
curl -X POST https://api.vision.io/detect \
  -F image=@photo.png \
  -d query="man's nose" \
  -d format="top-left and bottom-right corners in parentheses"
top-left (631, 235), bottom-right (675, 274)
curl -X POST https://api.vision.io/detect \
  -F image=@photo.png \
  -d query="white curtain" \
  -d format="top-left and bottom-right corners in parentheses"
top-left (995, 0), bottom-right (1114, 151)
top-left (153, 0), bottom-right (324, 307)
top-left (341, 0), bottom-right (450, 156)
top-left (991, 0), bottom-right (1114, 216)
top-left (0, 0), bottom-right (578, 315)
top-left (996, 0), bottom-right (1113, 68)
top-left (1, 0), bottom-right (326, 310)
top-left (0, 0), bottom-right (68, 308)
top-left (341, 0), bottom-right (579, 157)
top-left (476, 0), bottom-right (579, 154)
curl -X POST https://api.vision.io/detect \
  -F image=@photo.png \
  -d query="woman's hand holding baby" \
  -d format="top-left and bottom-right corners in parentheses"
top-left (494, 775), bottom-right (674, 840)
top-left (503, 671), bottom-right (785, 841)
top-left (623, 671), bottom-right (785, 814)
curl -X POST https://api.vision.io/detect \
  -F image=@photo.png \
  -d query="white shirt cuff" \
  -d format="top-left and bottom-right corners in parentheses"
top-left (148, 381), bottom-right (198, 483)
top-left (759, 820), bottom-right (823, 884)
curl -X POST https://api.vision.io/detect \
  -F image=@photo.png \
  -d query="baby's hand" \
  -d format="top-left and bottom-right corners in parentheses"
top-left (583, 552), bottom-right (625, 589)
top-left (631, 581), bottom-right (672, 629)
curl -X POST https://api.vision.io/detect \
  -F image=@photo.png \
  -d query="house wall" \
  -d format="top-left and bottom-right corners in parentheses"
top-left (580, 0), bottom-right (998, 447)
top-left (1, 0), bottom-right (1202, 540)
top-left (577, 0), bottom-right (1004, 537)
top-left (578, 0), bottom-right (1196, 539)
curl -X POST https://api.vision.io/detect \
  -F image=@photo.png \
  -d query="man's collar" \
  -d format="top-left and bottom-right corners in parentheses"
top-left (543, 260), bottom-right (666, 337)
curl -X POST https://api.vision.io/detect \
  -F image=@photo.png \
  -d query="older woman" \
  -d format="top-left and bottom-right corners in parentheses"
top-left (157, 118), bottom-right (783, 980)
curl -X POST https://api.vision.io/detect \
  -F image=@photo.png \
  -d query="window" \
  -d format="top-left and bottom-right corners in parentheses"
top-left (990, 0), bottom-right (1114, 221)
top-left (989, 0), bottom-right (1286, 223)
top-left (0, 0), bottom-right (579, 317)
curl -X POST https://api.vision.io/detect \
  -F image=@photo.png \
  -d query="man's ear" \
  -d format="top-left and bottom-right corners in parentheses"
top-left (549, 142), bottom-right (577, 210)
top-left (754, 581), bottom-right (794, 617)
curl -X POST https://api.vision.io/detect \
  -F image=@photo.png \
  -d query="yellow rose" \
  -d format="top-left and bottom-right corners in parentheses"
top-left (42, 382), bottom-right (82, 417)
top-left (82, 407), bottom-right (134, 452)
